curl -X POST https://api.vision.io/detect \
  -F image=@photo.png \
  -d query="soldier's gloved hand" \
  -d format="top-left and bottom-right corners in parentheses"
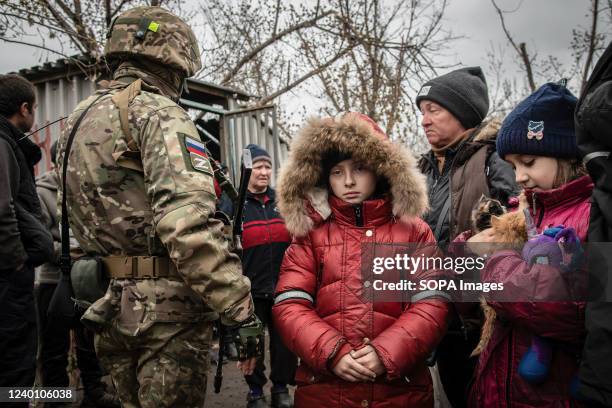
top-left (232, 314), bottom-right (264, 362)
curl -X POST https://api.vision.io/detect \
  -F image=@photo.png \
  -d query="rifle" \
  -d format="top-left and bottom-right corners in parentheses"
top-left (214, 149), bottom-right (253, 394)
top-left (209, 155), bottom-right (238, 204)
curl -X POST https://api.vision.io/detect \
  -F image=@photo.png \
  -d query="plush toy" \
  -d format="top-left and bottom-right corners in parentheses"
top-left (519, 226), bottom-right (581, 384)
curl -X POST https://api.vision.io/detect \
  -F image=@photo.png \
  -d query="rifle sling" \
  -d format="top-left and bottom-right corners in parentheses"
top-left (60, 92), bottom-right (109, 276)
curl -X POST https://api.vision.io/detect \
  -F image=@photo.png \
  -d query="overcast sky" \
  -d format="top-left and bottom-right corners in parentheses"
top-left (444, 0), bottom-right (591, 67)
top-left (0, 1), bottom-right (605, 89)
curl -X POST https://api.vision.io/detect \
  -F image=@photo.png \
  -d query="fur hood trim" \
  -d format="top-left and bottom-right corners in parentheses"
top-left (473, 118), bottom-right (501, 142)
top-left (277, 114), bottom-right (428, 237)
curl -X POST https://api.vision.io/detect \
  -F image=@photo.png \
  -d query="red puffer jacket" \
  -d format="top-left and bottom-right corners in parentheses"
top-left (273, 113), bottom-right (450, 408)
top-left (470, 175), bottom-right (593, 408)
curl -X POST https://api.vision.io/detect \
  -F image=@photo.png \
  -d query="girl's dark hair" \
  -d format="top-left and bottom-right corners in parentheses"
top-left (320, 149), bottom-right (352, 185)
top-left (320, 149), bottom-right (391, 198)
top-left (373, 176), bottom-right (390, 197)
top-left (0, 74), bottom-right (36, 117)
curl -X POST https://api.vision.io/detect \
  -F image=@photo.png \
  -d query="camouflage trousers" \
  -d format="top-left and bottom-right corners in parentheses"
top-left (95, 320), bottom-right (212, 408)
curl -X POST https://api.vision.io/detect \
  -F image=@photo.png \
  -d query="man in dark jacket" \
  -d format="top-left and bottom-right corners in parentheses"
top-left (35, 142), bottom-right (120, 407)
top-left (415, 67), bottom-right (519, 408)
top-left (0, 74), bottom-right (53, 399)
top-left (239, 144), bottom-right (297, 408)
top-left (575, 41), bottom-right (612, 408)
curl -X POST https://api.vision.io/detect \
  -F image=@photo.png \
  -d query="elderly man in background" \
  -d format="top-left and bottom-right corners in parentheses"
top-left (238, 144), bottom-right (297, 408)
top-left (416, 67), bottom-right (519, 408)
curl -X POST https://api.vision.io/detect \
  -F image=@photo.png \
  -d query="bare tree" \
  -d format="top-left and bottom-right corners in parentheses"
top-left (488, 0), bottom-right (611, 116)
top-left (302, 0), bottom-right (453, 146)
top-left (200, 0), bottom-right (454, 146)
top-left (0, 0), bottom-right (183, 65)
top-left (490, 0), bottom-right (536, 92)
top-left (2, 0), bottom-right (453, 148)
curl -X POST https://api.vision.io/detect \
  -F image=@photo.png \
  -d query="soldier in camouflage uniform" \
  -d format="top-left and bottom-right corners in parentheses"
top-left (57, 7), bottom-right (261, 407)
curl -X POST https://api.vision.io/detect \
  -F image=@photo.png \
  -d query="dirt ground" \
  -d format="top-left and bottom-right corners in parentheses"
top-left (205, 343), bottom-right (296, 408)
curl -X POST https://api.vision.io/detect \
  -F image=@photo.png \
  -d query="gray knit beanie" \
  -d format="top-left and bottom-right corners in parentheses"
top-left (415, 67), bottom-right (490, 129)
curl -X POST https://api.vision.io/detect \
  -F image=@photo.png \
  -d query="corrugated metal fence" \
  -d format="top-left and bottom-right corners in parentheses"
top-left (27, 75), bottom-right (288, 185)
top-left (222, 104), bottom-right (288, 186)
top-left (30, 77), bottom-right (96, 175)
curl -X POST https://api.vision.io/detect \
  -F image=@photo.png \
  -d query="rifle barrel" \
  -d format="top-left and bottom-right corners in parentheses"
top-left (232, 150), bottom-right (253, 237)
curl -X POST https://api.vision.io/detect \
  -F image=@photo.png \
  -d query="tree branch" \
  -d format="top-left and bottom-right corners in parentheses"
top-left (581, 0), bottom-right (599, 93)
top-left (519, 42), bottom-right (536, 92)
top-left (40, 1), bottom-right (87, 54)
top-left (491, 0), bottom-right (536, 91)
top-left (1, 9), bottom-right (82, 39)
top-left (222, 10), bottom-right (334, 84)
top-left (256, 43), bottom-right (355, 106)
top-left (105, 0), bottom-right (111, 27)
top-left (0, 36), bottom-right (70, 57)
top-left (272, 0), bottom-right (281, 36)
top-left (110, 0), bottom-right (132, 19)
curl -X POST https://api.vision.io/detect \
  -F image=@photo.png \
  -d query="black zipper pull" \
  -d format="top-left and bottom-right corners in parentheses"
top-left (354, 204), bottom-right (363, 227)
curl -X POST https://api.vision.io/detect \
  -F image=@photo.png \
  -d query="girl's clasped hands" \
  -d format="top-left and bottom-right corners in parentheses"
top-left (332, 345), bottom-right (386, 382)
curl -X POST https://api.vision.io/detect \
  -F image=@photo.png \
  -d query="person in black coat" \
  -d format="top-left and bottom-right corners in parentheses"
top-left (233, 144), bottom-right (297, 408)
top-left (0, 74), bottom-right (53, 401)
top-left (575, 41), bottom-right (612, 408)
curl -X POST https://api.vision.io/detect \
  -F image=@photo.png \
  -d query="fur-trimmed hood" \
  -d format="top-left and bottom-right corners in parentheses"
top-left (473, 118), bottom-right (501, 143)
top-left (277, 113), bottom-right (428, 237)
top-left (453, 119), bottom-right (501, 164)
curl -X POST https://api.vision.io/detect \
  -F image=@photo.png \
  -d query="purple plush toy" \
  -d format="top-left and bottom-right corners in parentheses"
top-left (518, 226), bottom-right (581, 384)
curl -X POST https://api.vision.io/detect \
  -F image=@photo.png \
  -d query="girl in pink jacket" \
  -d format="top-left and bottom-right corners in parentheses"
top-left (468, 82), bottom-right (592, 408)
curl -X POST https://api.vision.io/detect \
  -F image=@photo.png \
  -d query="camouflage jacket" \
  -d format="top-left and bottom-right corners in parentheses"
top-left (57, 80), bottom-right (253, 336)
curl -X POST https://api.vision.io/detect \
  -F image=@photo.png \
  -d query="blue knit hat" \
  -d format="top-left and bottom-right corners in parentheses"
top-left (245, 143), bottom-right (271, 164)
top-left (496, 82), bottom-right (579, 159)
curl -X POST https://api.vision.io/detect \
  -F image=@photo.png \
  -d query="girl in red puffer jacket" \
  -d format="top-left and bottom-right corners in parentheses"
top-left (468, 82), bottom-right (592, 408)
top-left (272, 112), bottom-right (451, 408)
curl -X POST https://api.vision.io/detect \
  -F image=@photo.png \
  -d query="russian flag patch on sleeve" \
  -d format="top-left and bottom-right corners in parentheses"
top-left (179, 133), bottom-right (213, 175)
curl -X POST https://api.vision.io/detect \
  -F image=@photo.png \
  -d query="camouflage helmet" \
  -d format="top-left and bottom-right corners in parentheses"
top-left (104, 6), bottom-right (201, 78)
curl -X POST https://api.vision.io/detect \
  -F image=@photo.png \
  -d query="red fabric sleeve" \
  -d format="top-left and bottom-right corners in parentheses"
top-left (482, 250), bottom-right (585, 345)
top-left (213, 177), bottom-right (221, 199)
top-left (272, 235), bottom-right (347, 374)
top-left (371, 300), bottom-right (450, 379)
top-left (370, 221), bottom-right (451, 379)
